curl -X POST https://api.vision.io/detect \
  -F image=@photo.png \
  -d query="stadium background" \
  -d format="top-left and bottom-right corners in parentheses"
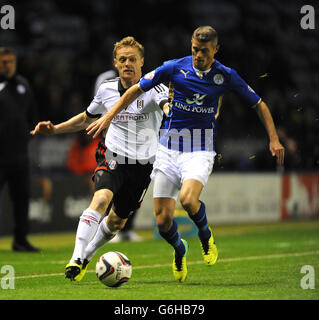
top-left (0, 0), bottom-right (318, 235)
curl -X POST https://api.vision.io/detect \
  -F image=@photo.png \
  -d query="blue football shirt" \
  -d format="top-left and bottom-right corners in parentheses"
top-left (139, 56), bottom-right (261, 152)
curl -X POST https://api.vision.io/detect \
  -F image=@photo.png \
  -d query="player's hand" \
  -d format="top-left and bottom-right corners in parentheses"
top-left (30, 121), bottom-right (56, 136)
top-left (163, 102), bottom-right (170, 116)
top-left (86, 114), bottom-right (111, 139)
top-left (269, 139), bottom-right (285, 165)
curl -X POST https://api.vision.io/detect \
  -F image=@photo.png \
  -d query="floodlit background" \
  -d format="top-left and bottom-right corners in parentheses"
top-left (0, 0), bottom-right (318, 235)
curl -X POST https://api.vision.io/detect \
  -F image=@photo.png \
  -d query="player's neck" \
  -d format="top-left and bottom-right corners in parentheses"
top-left (193, 59), bottom-right (215, 73)
top-left (120, 77), bottom-right (140, 89)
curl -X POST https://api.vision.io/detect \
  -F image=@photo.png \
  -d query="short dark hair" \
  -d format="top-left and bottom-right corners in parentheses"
top-left (192, 26), bottom-right (218, 46)
top-left (0, 47), bottom-right (16, 57)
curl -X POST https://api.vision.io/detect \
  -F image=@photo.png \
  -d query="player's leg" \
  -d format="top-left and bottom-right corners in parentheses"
top-left (119, 209), bottom-right (142, 242)
top-left (179, 179), bottom-right (207, 234)
top-left (67, 159), bottom-right (124, 263)
top-left (179, 152), bottom-right (218, 266)
top-left (153, 170), bottom-right (188, 282)
top-left (82, 190), bottom-right (141, 262)
top-left (116, 161), bottom-right (152, 242)
top-left (82, 162), bottom-right (152, 273)
top-left (65, 187), bottom-right (113, 281)
top-left (83, 209), bottom-right (127, 262)
top-left (69, 188), bottom-right (113, 263)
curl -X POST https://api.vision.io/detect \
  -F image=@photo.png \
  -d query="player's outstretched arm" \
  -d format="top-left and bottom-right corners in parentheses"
top-left (255, 100), bottom-right (285, 165)
top-left (30, 112), bottom-right (93, 136)
top-left (86, 83), bottom-right (143, 139)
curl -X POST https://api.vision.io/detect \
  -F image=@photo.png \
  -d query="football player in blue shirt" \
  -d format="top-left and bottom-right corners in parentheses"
top-left (87, 26), bottom-right (285, 282)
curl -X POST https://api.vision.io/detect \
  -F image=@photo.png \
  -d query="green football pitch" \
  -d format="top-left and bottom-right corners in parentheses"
top-left (0, 220), bottom-right (318, 300)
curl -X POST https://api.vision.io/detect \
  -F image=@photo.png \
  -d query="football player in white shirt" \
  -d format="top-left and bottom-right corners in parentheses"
top-left (31, 37), bottom-right (169, 281)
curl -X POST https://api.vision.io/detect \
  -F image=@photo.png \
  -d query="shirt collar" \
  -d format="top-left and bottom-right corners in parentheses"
top-left (118, 79), bottom-right (127, 96)
top-left (192, 59), bottom-right (217, 78)
top-left (193, 66), bottom-right (212, 79)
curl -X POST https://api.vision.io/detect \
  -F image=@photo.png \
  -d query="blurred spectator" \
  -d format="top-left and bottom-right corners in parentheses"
top-left (0, 47), bottom-right (39, 251)
top-left (66, 132), bottom-right (100, 195)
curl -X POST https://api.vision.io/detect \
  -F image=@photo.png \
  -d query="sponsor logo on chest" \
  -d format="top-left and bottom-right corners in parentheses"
top-left (113, 113), bottom-right (149, 122)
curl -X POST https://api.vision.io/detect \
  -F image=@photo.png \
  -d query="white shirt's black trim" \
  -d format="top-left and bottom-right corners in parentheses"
top-left (159, 99), bottom-right (168, 110)
top-left (154, 84), bottom-right (166, 93)
top-left (86, 110), bottom-right (101, 118)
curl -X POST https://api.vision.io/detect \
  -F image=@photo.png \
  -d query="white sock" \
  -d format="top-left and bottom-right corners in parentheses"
top-left (84, 218), bottom-right (117, 261)
top-left (70, 208), bottom-right (101, 263)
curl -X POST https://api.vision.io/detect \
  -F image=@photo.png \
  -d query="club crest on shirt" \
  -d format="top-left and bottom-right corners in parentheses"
top-left (137, 99), bottom-right (144, 110)
top-left (108, 159), bottom-right (117, 170)
top-left (213, 74), bottom-right (224, 85)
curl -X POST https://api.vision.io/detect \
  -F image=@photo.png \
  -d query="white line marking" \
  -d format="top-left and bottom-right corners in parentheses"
top-left (12, 250), bottom-right (319, 280)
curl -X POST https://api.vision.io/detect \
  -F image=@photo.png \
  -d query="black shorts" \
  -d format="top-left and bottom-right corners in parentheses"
top-left (92, 140), bottom-right (153, 219)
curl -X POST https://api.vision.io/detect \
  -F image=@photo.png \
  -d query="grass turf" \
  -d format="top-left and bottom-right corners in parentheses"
top-left (0, 220), bottom-right (318, 300)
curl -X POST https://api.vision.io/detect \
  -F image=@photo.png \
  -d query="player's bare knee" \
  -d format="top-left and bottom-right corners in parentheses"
top-left (90, 189), bottom-right (113, 213)
top-left (112, 219), bottom-right (126, 231)
top-left (92, 198), bottom-right (108, 213)
top-left (180, 194), bottom-right (196, 212)
top-left (156, 212), bottom-right (172, 232)
top-left (107, 211), bottom-right (126, 232)
top-left (107, 220), bottom-right (122, 233)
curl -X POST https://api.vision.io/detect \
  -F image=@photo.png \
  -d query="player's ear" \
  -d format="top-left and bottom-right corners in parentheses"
top-left (113, 58), bottom-right (118, 69)
top-left (215, 44), bottom-right (220, 54)
top-left (141, 57), bottom-right (144, 67)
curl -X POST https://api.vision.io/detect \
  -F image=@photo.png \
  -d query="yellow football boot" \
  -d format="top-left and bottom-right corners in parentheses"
top-left (172, 239), bottom-right (188, 282)
top-left (200, 227), bottom-right (218, 266)
top-left (65, 258), bottom-right (89, 281)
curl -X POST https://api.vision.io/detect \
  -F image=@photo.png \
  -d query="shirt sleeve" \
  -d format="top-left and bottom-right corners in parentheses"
top-left (139, 59), bottom-right (175, 92)
top-left (86, 85), bottom-right (105, 117)
top-left (153, 84), bottom-right (169, 109)
top-left (230, 69), bottom-right (261, 107)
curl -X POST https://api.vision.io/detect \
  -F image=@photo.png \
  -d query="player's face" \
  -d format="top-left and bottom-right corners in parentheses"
top-left (191, 39), bottom-right (219, 71)
top-left (0, 53), bottom-right (17, 79)
top-left (114, 46), bottom-right (144, 84)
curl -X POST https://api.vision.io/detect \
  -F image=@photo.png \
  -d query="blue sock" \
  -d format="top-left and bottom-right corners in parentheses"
top-left (189, 201), bottom-right (211, 241)
top-left (159, 220), bottom-right (185, 257)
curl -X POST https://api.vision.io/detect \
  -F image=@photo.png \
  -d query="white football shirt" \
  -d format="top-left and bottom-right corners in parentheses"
top-left (86, 77), bottom-right (168, 161)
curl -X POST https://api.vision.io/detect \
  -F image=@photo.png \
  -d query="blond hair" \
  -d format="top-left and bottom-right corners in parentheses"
top-left (113, 36), bottom-right (144, 58)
